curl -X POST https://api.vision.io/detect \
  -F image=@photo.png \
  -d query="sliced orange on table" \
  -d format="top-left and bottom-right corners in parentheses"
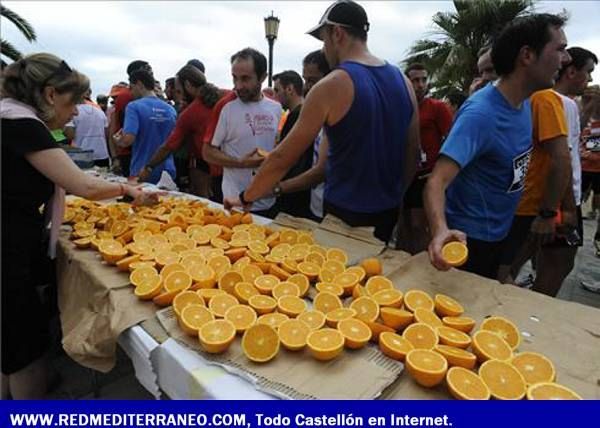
top-left (326, 248), bottom-right (348, 265)
top-left (208, 293), bottom-right (238, 318)
top-left (272, 282), bottom-right (300, 299)
top-left (254, 274), bottom-right (280, 295)
top-left (366, 322), bottom-right (395, 343)
top-left (134, 275), bottom-right (162, 300)
top-left (325, 308), bottom-right (357, 328)
top-left (257, 312), bottom-right (289, 330)
top-left (248, 295), bottom-right (277, 315)
top-left (173, 291), bottom-right (205, 318)
top-left (446, 367), bottom-right (490, 400)
top-left (480, 316), bottom-right (521, 350)
top-left (218, 270), bottom-right (243, 295)
top-left (405, 349), bottom-right (448, 387)
top-left (116, 254), bottom-right (140, 271)
top-left (434, 294), bottom-right (464, 317)
top-left (479, 359), bottom-right (526, 400)
top-left (198, 319), bottom-right (236, 354)
top-left (224, 304), bottom-right (257, 333)
top-left (333, 272), bottom-right (359, 295)
top-left (297, 261), bottom-right (320, 281)
top-left (297, 310), bottom-right (326, 331)
top-left (413, 308), bottom-right (443, 328)
top-left (380, 307), bottom-right (414, 330)
top-left (196, 288), bottom-right (226, 303)
top-left (163, 271), bottom-right (192, 292)
top-left (307, 328), bottom-right (345, 361)
top-left (379, 332), bottom-right (414, 361)
top-left (404, 289), bottom-right (434, 312)
top-left (434, 345), bottom-right (477, 370)
top-left (233, 281), bottom-right (260, 304)
top-left (130, 266), bottom-right (159, 287)
top-left (288, 274), bottom-right (310, 297)
top-left (442, 316), bottom-right (476, 333)
top-left (188, 264), bottom-right (216, 290)
top-left (277, 295), bottom-right (307, 317)
top-left (472, 330), bottom-right (513, 363)
top-left (441, 241), bottom-right (468, 267)
top-left (179, 304), bottom-right (214, 336)
top-left (403, 323), bottom-right (439, 350)
top-left (337, 318), bottom-right (371, 349)
top-left (350, 296), bottom-right (380, 323)
top-left (160, 262), bottom-right (186, 279)
top-left (321, 260), bottom-right (345, 276)
top-left (436, 326), bottom-right (472, 349)
top-left (278, 319), bottom-right (311, 351)
top-left (241, 264), bottom-right (263, 284)
top-left (365, 275), bottom-right (393, 296)
top-left (345, 266), bottom-right (366, 283)
top-left (242, 324), bottom-right (280, 363)
top-left (360, 258), bottom-right (382, 277)
top-left (511, 352), bottom-right (556, 385)
top-left (313, 292), bottom-right (343, 314)
top-left (526, 382), bottom-right (582, 400)
top-left (372, 289), bottom-right (404, 308)
top-left (315, 282), bottom-right (344, 297)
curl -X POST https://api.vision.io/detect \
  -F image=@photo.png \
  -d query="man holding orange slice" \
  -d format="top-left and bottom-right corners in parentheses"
top-left (425, 14), bottom-right (570, 279)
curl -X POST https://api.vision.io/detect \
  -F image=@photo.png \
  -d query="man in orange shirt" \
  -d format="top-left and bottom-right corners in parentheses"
top-left (500, 49), bottom-right (591, 296)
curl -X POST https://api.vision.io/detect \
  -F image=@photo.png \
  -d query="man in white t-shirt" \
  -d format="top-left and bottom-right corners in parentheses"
top-left (64, 95), bottom-right (110, 167)
top-left (203, 48), bottom-right (281, 218)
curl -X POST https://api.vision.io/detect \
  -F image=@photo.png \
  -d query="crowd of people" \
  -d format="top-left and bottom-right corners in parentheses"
top-left (1, 0), bottom-right (600, 399)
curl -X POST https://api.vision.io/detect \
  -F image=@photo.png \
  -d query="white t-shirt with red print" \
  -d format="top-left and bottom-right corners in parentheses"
top-left (210, 96), bottom-right (281, 211)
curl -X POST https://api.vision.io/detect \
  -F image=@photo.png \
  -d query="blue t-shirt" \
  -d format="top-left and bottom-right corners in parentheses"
top-left (441, 83), bottom-right (532, 242)
top-left (324, 61), bottom-right (413, 213)
top-left (123, 96), bottom-right (177, 184)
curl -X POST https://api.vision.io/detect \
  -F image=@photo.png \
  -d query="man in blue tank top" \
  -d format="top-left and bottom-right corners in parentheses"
top-left (225, 0), bottom-right (420, 243)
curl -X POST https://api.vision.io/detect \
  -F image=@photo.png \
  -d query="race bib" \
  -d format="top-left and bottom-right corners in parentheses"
top-left (507, 148), bottom-right (532, 193)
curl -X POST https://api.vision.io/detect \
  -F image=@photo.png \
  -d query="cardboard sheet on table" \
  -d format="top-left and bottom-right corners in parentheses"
top-left (380, 253), bottom-right (600, 399)
top-left (274, 214), bottom-right (387, 266)
top-left (156, 307), bottom-right (403, 400)
top-left (57, 232), bottom-right (157, 373)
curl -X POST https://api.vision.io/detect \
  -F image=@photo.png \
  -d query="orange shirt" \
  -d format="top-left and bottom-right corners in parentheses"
top-left (516, 89), bottom-right (568, 216)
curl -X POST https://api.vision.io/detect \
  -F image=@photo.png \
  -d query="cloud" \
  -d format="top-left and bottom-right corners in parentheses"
top-left (2, 0), bottom-right (599, 97)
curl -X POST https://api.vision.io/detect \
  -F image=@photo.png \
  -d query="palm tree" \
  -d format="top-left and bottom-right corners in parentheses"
top-left (1, 5), bottom-right (37, 62)
top-left (403, 0), bottom-right (534, 98)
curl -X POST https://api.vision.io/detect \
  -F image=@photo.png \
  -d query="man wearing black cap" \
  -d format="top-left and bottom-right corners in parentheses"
top-left (225, 0), bottom-right (420, 243)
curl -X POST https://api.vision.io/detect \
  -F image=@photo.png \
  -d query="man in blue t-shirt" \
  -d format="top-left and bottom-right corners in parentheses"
top-left (424, 13), bottom-right (570, 279)
top-left (115, 68), bottom-right (177, 184)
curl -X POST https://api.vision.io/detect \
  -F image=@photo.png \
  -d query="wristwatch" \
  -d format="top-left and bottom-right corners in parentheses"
top-left (239, 190), bottom-right (250, 205)
top-left (273, 183), bottom-right (282, 198)
top-left (538, 209), bottom-right (558, 219)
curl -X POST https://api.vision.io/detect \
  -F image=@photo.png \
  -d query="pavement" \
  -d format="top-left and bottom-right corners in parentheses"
top-left (45, 203), bottom-right (600, 399)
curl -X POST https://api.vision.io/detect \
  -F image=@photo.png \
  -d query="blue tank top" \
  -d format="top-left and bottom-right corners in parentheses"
top-left (324, 61), bottom-right (413, 213)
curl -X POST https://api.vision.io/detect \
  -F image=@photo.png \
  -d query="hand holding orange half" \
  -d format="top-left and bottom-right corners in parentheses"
top-left (441, 241), bottom-right (469, 267)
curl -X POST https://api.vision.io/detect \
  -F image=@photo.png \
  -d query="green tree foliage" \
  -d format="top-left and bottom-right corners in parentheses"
top-left (403, 0), bottom-right (534, 98)
top-left (1, 5), bottom-right (37, 62)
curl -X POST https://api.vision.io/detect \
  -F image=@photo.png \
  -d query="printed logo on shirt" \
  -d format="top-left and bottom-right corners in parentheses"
top-left (245, 112), bottom-right (275, 137)
top-left (507, 148), bottom-right (532, 193)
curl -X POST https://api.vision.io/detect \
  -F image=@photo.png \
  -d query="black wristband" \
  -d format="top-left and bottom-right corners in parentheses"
top-left (239, 190), bottom-right (249, 205)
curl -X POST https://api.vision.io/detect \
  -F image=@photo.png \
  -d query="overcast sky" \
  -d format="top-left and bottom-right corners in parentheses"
top-left (3, 1), bottom-right (599, 97)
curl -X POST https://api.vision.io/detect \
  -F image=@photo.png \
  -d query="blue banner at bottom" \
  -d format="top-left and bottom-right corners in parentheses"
top-left (0, 400), bottom-right (594, 428)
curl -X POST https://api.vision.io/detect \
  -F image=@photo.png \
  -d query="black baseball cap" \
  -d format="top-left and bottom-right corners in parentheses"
top-left (307, 0), bottom-right (370, 40)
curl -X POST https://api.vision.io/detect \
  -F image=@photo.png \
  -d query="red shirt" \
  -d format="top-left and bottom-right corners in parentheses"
top-left (165, 98), bottom-right (212, 160)
top-left (203, 91), bottom-right (237, 177)
top-left (418, 97), bottom-right (453, 172)
top-left (113, 89), bottom-right (134, 156)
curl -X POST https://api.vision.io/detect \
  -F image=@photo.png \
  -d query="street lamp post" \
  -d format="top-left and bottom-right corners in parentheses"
top-left (264, 11), bottom-right (280, 87)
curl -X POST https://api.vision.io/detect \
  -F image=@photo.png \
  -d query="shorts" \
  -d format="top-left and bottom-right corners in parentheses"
top-left (582, 171), bottom-right (600, 194)
top-left (323, 200), bottom-right (399, 243)
top-left (403, 175), bottom-right (428, 209)
top-left (500, 208), bottom-right (584, 265)
top-left (459, 237), bottom-right (504, 280)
